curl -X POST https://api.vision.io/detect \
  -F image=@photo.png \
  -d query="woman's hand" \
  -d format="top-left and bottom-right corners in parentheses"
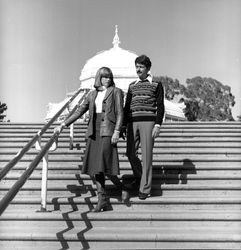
top-left (111, 130), bottom-right (120, 144)
top-left (54, 123), bottom-right (65, 133)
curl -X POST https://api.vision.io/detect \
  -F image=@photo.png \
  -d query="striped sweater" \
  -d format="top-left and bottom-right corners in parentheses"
top-left (123, 79), bottom-right (165, 125)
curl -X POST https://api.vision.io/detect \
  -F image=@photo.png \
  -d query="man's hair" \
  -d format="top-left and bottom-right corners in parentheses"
top-left (94, 67), bottom-right (115, 89)
top-left (135, 55), bottom-right (152, 69)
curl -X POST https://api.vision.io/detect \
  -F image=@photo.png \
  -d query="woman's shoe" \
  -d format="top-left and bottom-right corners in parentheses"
top-left (91, 194), bottom-right (109, 212)
top-left (121, 189), bottom-right (130, 203)
top-left (120, 184), bottom-right (130, 203)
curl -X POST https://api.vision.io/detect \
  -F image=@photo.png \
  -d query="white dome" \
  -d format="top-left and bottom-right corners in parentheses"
top-left (79, 26), bottom-right (138, 92)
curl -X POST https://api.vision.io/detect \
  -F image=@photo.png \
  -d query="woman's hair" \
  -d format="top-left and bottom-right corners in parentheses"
top-left (135, 55), bottom-right (152, 69)
top-left (94, 67), bottom-right (115, 89)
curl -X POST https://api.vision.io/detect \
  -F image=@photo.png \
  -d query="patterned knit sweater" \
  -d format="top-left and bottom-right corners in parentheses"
top-left (123, 79), bottom-right (165, 125)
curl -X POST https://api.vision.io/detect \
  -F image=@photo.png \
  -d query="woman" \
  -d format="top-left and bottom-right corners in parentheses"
top-left (55, 67), bottom-right (129, 212)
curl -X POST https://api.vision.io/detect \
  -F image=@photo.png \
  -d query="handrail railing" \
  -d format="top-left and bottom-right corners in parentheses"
top-left (0, 88), bottom-right (89, 215)
top-left (0, 87), bottom-right (87, 181)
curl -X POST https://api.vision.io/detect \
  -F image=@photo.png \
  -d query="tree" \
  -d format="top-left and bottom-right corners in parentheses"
top-left (153, 76), bottom-right (185, 101)
top-left (184, 77), bottom-right (235, 121)
top-left (153, 75), bottom-right (235, 121)
top-left (0, 102), bottom-right (7, 122)
top-left (183, 99), bottom-right (200, 121)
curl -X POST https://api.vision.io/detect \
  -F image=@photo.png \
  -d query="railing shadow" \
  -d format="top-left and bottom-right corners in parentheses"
top-left (76, 174), bottom-right (96, 250)
top-left (53, 174), bottom-right (96, 250)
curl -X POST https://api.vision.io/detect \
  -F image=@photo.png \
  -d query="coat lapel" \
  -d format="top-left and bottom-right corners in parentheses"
top-left (103, 86), bottom-right (114, 102)
top-left (90, 90), bottom-right (98, 113)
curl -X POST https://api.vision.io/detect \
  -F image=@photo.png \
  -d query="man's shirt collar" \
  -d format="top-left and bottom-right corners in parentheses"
top-left (135, 75), bottom-right (152, 84)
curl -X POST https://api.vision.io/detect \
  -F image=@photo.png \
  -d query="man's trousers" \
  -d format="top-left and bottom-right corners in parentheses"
top-left (126, 121), bottom-right (155, 194)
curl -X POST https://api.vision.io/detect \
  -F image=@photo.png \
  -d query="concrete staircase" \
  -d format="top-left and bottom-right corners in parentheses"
top-left (0, 122), bottom-right (241, 249)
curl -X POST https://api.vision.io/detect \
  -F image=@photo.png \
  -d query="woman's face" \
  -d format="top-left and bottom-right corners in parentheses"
top-left (101, 76), bottom-right (111, 88)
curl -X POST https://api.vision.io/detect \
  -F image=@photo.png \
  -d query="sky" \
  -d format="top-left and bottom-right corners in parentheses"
top-left (0, 0), bottom-right (240, 122)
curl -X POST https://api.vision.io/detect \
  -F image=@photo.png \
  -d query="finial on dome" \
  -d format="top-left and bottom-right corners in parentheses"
top-left (112, 25), bottom-right (120, 48)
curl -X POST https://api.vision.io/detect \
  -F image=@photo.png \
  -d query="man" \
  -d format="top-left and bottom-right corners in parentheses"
top-left (122, 55), bottom-right (165, 200)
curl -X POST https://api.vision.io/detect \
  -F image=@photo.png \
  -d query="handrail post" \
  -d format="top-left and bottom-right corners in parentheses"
top-left (39, 152), bottom-right (49, 212)
top-left (69, 123), bottom-right (74, 150)
top-left (35, 136), bottom-right (57, 212)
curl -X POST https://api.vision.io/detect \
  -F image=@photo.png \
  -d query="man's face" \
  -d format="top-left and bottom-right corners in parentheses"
top-left (135, 63), bottom-right (149, 80)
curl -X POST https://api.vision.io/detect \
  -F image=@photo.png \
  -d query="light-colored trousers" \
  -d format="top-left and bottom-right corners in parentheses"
top-left (126, 121), bottom-right (155, 194)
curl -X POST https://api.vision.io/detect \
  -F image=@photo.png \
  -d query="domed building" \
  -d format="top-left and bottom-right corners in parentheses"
top-left (45, 26), bottom-right (186, 122)
top-left (80, 25), bottom-right (137, 92)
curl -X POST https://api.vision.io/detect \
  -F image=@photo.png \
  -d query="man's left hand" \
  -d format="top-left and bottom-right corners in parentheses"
top-left (152, 126), bottom-right (160, 138)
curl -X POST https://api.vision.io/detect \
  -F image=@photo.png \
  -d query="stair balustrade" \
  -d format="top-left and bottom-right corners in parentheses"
top-left (0, 88), bottom-right (90, 215)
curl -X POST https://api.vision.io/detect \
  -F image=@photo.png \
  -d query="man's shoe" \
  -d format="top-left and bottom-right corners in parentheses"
top-left (138, 192), bottom-right (150, 200)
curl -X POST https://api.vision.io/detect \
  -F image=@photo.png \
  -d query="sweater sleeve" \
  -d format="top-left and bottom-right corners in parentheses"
top-left (155, 82), bottom-right (165, 126)
top-left (123, 84), bottom-right (132, 126)
top-left (64, 92), bottom-right (90, 127)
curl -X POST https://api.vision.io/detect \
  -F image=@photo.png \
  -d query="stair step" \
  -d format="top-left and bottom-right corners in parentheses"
top-left (2, 189), bottom-right (241, 198)
top-left (0, 241), bottom-right (240, 250)
top-left (0, 226), bottom-right (240, 242)
top-left (1, 154), bottom-right (241, 162)
top-left (2, 210), bottom-right (241, 221)
top-left (1, 160), bottom-right (241, 169)
top-left (5, 203), bottom-right (240, 212)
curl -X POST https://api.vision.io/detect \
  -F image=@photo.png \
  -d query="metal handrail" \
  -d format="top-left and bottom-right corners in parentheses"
top-left (0, 88), bottom-right (90, 215)
top-left (0, 87), bottom-right (87, 181)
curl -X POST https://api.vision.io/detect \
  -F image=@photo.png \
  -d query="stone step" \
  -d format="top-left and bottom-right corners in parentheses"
top-left (1, 154), bottom-right (240, 163)
top-left (0, 225), bottom-right (240, 244)
top-left (0, 122), bottom-right (240, 129)
top-left (1, 147), bottom-right (240, 155)
top-left (4, 171), bottom-right (241, 179)
top-left (5, 202), bottom-right (240, 212)
top-left (1, 137), bottom-right (241, 143)
top-left (1, 148), bottom-right (240, 156)
top-left (5, 195), bottom-right (241, 205)
top-left (1, 132), bottom-right (241, 138)
top-left (2, 176), bottom-right (241, 188)
top-left (2, 209), bottom-right (241, 221)
top-left (1, 130), bottom-right (240, 136)
top-left (2, 188), bottom-right (241, 198)
top-left (0, 160), bottom-right (240, 169)
top-left (2, 141), bottom-right (241, 149)
top-left (0, 240), bottom-right (240, 250)
top-left (4, 169), bottom-right (241, 177)
top-left (1, 219), bottom-right (241, 231)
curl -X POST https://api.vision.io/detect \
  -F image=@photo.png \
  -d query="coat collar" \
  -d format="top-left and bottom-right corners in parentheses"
top-left (103, 86), bottom-right (114, 101)
top-left (93, 86), bottom-right (114, 101)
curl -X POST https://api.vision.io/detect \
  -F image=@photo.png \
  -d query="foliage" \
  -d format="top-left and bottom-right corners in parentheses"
top-left (153, 75), bottom-right (235, 121)
top-left (152, 76), bottom-right (185, 101)
top-left (0, 102), bottom-right (7, 122)
top-left (184, 77), bottom-right (235, 121)
top-left (183, 99), bottom-right (200, 121)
